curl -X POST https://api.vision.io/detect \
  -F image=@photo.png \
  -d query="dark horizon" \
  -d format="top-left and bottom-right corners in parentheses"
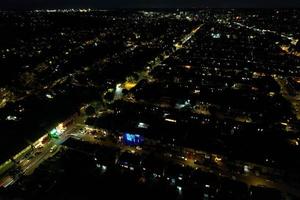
top-left (0, 0), bottom-right (300, 10)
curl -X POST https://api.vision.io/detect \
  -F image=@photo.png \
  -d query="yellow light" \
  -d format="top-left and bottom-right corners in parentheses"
top-left (175, 43), bottom-right (182, 49)
top-left (56, 123), bottom-right (65, 132)
top-left (268, 92), bottom-right (275, 97)
top-left (215, 157), bottom-right (222, 162)
top-left (124, 81), bottom-right (137, 90)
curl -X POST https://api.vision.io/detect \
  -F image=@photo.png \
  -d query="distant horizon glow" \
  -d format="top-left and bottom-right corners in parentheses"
top-left (0, 0), bottom-right (299, 10)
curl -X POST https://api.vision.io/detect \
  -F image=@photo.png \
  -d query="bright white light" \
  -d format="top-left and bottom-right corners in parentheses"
top-left (138, 122), bottom-right (149, 129)
top-left (211, 33), bottom-right (221, 39)
top-left (244, 165), bottom-right (250, 173)
top-left (184, 65), bottom-right (192, 69)
top-left (165, 118), bottom-right (177, 123)
top-left (6, 115), bottom-right (17, 121)
top-left (114, 84), bottom-right (123, 100)
top-left (46, 94), bottom-right (53, 99)
top-left (177, 186), bottom-right (182, 194)
top-left (194, 90), bottom-right (200, 94)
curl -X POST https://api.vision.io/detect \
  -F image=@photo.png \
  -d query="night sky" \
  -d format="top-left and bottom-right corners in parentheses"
top-left (0, 0), bottom-right (299, 10)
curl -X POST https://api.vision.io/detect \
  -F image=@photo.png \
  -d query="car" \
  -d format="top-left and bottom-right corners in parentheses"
top-left (50, 145), bottom-right (58, 153)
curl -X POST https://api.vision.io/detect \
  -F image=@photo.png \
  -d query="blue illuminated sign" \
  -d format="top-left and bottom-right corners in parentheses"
top-left (123, 133), bottom-right (144, 146)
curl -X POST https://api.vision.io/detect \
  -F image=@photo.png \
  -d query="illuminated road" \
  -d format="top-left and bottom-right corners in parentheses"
top-left (21, 141), bottom-right (56, 176)
top-left (232, 21), bottom-right (298, 44)
top-left (0, 119), bottom-right (82, 188)
top-left (19, 125), bottom-right (79, 176)
top-left (109, 23), bottom-right (204, 102)
top-left (273, 75), bottom-right (300, 121)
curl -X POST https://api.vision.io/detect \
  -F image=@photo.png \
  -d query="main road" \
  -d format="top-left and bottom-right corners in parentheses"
top-left (0, 120), bottom-right (82, 187)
